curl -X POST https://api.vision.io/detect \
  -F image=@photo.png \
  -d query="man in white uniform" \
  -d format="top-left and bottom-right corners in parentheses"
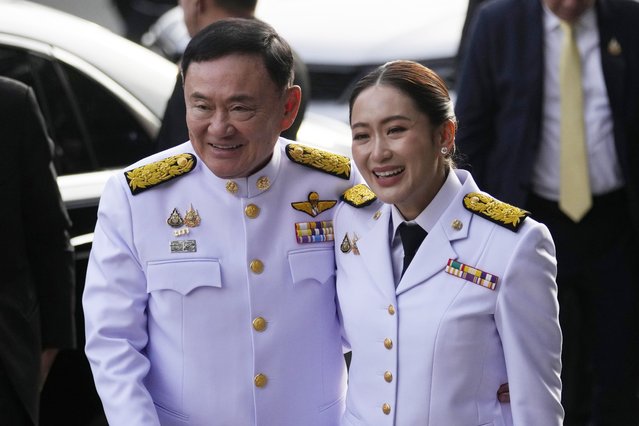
top-left (83, 18), bottom-right (355, 425)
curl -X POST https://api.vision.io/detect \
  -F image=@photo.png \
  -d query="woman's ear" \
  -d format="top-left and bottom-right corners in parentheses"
top-left (437, 120), bottom-right (456, 152)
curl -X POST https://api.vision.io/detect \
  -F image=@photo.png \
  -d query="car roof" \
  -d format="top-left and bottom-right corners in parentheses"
top-left (0, 0), bottom-right (177, 119)
top-left (256, 0), bottom-right (468, 65)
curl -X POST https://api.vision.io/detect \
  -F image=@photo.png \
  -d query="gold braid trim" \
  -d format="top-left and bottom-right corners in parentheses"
top-left (286, 143), bottom-right (351, 180)
top-left (463, 192), bottom-right (529, 232)
top-left (125, 153), bottom-right (196, 195)
top-left (341, 184), bottom-right (377, 208)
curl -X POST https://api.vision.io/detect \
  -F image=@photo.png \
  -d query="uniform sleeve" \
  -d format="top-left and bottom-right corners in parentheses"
top-left (454, 5), bottom-right (497, 183)
top-left (495, 222), bottom-right (564, 424)
top-left (83, 176), bottom-right (160, 426)
top-left (20, 86), bottom-right (76, 349)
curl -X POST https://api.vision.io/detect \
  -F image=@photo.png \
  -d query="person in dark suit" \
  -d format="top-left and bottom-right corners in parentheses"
top-left (455, 0), bottom-right (639, 424)
top-left (0, 76), bottom-right (76, 425)
top-left (154, 0), bottom-right (310, 152)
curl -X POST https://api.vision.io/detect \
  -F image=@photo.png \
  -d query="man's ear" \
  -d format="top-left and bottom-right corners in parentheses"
top-left (280, 85), bottom-right (302, 132)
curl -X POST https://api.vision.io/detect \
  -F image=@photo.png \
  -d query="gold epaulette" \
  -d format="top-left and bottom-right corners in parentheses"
top-left (124, 153), bottom-right (197, 195)
top-left (463, 192), bottom-right (529, 232)
top-left (341, 184), bottom-right (377, 208)
top-left (285, 143), bottom-right (351, 180)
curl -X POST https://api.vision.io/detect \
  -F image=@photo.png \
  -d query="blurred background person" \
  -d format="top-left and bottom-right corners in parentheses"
top-left (154, 0), bottom-right (310, 152)
top-left (455, 0), bottom-right (639, 424)
top-left (112, 0), bottom-right (176, 42)
top-left (335, 60), bottom-right (562, 425)
top-left (0, 76), bottom-right (76, 425)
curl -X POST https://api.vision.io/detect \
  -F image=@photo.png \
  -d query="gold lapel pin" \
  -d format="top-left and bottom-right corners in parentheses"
top-left (608, 38), bottom-right (622, 56)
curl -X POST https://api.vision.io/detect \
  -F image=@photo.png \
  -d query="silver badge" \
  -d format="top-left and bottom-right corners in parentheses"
top-left (170, 240), bottom-right (197, 253)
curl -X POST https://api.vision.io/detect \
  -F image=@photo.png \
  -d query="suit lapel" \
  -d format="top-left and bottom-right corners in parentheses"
top-left (395, 171), bottom-right (476, 296)
top-left (355, 205), bottom-right (396, 299)
top-left (596, 0), bottom-right (627, 153)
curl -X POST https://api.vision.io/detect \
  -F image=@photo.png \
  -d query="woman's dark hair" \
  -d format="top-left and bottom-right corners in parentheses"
top-left (348, 60), bottom-right (457, 131)
top-left (181, 18), bottom-right (294, 91)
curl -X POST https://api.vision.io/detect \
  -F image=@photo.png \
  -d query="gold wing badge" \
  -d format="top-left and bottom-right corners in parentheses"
top-left (291, 192), bottom-right (337, 217)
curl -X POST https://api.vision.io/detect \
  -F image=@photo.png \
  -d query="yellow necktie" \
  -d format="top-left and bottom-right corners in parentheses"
top-left (559, 21), bottom-right (592, 222)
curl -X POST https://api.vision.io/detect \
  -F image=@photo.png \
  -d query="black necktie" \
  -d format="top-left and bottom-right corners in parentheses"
top-left (398, 222), bottom-right (427, 278)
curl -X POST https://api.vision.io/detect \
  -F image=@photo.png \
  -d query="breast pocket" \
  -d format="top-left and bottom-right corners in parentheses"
top-left (147, 258), bottom-right (222, 295)
top-left (288, 247), bottom-right (335, 286)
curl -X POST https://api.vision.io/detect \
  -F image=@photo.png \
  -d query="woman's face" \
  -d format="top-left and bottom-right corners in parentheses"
top-left (350, 85), bottom-right (451, 220)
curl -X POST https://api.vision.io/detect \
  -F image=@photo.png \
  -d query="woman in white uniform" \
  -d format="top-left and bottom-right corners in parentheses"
top-left (334, 60), bottom-right (563, 426)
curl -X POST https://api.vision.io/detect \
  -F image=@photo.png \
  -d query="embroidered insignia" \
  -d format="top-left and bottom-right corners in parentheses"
top-left (167, 208), bottom-right (184, 228)
top-left (463, 192), bottom-right (528, 232)
top-left (291, 192), bottom-right (337, 217)
top-left (295, 220), bottom-right (334, 244)
top-left (285, 143), bottom-right (351, 180)
top-left (226, 180), bottom-right (239, 194)
top-left (607, 38), bottom-right (622, 56)
top-left (256, 176), bottom-right (270, 190)
top-left (341, 184), bottom-right (377, 208)
top-left (170, 239), bottom-right (197, 253)
top-left (125, 153), bottom-right (196, 195)
top-left (183, 204), bottom-right (201, 227)
top-left (340, 234), bottom-right (352, 253)
top-left (445, 259), bottom-right (498, 290)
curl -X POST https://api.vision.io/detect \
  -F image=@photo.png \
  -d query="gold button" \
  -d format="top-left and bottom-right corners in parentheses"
top-left (373, 211), bottom-right (381, 220)
top-left (382, 403), bottom-right (391, 415)
top-left (451, 219), bottom-right (463, 231)
top-left (253, 317), bottom-right (267, 332)
top-left (387, 304), bottom-right (395, 315)
top-left (384, 338), bottom-right (393, 350)
top-left (250, 259), bottom-right (264, 274)
top-left (245, 204), bottom-right (260, 218)
top-left (254, 373), bottom-right (268, 388)
top-left (384, 371), bottom-right (393, 383)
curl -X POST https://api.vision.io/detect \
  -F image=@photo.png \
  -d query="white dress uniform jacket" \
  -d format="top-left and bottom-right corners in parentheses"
top-left (335, 170), bottom-right (563, 426)
top-left (83, 140), bottom-right (355, 426)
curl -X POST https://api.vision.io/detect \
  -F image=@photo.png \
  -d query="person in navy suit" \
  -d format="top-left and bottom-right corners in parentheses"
top-left (455, 0), bottom-right (639, 423)
top-left (0, 76), bottom-right (76, 425)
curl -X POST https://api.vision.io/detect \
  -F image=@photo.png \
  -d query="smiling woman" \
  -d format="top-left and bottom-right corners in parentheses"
top-left (333, 60), bottom-right (564, 426)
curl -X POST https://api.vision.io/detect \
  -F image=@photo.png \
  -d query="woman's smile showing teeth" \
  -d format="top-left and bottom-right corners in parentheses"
top-left (373, 167), bottom-right (404, 178)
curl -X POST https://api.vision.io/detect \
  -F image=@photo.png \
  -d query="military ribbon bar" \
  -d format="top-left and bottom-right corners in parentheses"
top-left (445, 259), bottom-right (498, 290)
top-left (295, 220), bottom-right (334, 244)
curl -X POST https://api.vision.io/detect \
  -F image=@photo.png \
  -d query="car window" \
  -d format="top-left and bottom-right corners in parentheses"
top-left (0, 45), bottom-right (155, 176)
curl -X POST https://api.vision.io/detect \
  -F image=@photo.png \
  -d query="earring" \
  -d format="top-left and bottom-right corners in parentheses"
top-left (440, 146), bottom-right (449, 155)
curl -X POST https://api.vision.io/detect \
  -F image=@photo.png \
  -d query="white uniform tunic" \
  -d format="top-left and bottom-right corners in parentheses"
top-left (83, 140), bottom-right (354, 426)
top-left (335, 170), bottom-right (563, 426)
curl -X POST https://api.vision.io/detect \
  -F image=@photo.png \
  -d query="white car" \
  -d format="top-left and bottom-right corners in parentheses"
top-left (144, 0), bottom-right (469, 121)
top-left (0, 0), bottom-right (351, 245)
top-left (0, 1), bottom-right (351, 424)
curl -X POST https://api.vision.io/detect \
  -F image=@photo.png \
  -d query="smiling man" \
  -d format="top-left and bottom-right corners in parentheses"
top-left (83, 18), bottom-right (358, 426)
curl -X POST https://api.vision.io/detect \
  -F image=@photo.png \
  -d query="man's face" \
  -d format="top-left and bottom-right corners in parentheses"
top-left (543, 0), bottom-right (595, 22)
top-left (183, 53), bottom-right (300, 179)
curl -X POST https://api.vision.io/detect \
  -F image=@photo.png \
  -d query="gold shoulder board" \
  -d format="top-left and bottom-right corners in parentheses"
top-left (463, 192), bottom-right (529, 232)
top-left (285, 143), bottom-right (351, 180)
top-left (341, 184), bottom-right (377, 208)
top-left (124, 153), bottom-right (197, 195)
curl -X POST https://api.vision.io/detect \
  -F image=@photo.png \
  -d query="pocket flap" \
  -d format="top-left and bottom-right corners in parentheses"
top-left (288, 248), bottom-right (335, 285)
top-left (147, 258), bottom-right (222, 295)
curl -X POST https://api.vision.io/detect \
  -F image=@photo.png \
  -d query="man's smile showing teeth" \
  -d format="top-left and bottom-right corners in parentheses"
top-left (211, 144), bottom-right (242, 150)
top-left (374, 167), bottom-right (404, 178)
